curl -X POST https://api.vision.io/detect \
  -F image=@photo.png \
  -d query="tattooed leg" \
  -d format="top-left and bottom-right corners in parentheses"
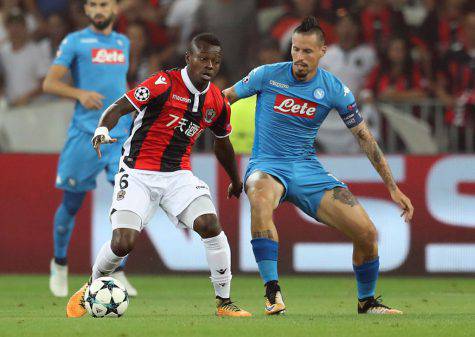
top-left (252, 229), bottom-right (276, 239)
top-left (332, 188), bottom-right (359, 207)
top-left (245, 171), bottom-right (283, 285)
top-left (317, 188), bottom-right (378, 265)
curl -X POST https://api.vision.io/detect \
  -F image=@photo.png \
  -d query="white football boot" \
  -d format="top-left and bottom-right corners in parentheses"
top-left (49, 259), bottom-right (68, 297)
top-left (110, 270), bottom-right (138, 297)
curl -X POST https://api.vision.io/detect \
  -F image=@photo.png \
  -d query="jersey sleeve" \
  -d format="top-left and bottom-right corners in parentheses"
top-left (209, 96), bottom-right (232, 138)
top-left (233, 65), bottom-right (266, 99)
top-left (331, 77), bottom-right (364, 129)
top-left (52, 35), bottom-right (76, 68)
top-left (124, 72), bottom-right (171, 111)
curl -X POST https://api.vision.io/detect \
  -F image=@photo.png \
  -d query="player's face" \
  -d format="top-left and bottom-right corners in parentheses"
top-left (85, 0), bottom-right (117, 31)
top-left (291, 32), bottom-right (326, 81)
top-left (186, 43), bottom-right (222, 87)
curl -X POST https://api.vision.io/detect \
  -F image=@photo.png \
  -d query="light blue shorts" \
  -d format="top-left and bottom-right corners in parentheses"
top-left (56, 126), bottom-right (126, 192)
top-left (244, 157), bottom-right (347, 219)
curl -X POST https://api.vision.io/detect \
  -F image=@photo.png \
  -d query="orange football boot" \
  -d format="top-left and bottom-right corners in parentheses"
top-left (66, 283), bottom-right (89, 318)
top-left (216, 298), bottom-right (252, 317)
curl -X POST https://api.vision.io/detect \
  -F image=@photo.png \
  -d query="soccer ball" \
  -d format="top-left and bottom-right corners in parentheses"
top-left (84, 277), bottom-right (129, 318)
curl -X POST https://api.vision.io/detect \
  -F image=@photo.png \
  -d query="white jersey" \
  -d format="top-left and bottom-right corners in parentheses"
top-left (0, 41), bottom-right (50, 103)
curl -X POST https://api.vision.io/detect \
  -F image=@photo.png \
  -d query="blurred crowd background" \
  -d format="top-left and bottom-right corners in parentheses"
top-left (0, 0), bottom-right (473, 154)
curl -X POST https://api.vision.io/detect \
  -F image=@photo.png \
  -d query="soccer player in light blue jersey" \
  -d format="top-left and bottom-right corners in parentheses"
top-left (43, 0), bottom-right (136, 297)
top-left (224, 17), bottom-right (414, 315)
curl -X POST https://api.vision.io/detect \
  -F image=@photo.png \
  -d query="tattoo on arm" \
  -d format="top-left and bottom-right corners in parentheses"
top-left (252, 229), bottom-right (274, 239)
top-left (355, 124), bottom-right (397, 191)
top-left (332, 188), bottom-right (359, 207)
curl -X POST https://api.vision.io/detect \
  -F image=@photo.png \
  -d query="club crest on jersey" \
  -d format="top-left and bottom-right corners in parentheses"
top-left (273, 94), bottom-right (317, 119)
top-left (313, 88), bottom-right (325, 100)
top-left (134, 87), bottom-right (150, 101)
top-left (204, 108), bottom-right (216, 123)
top-left (117, 190), bottom-right (126, 201)
top-left (92, 48), bottom-right (125, 64)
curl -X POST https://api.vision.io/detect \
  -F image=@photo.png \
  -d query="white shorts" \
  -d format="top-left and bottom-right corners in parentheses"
top-left (109, 168), bottom-right (215, 231)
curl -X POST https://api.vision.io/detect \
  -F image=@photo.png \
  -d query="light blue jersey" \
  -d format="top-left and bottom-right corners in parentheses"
top-left (233, 62), bottom-right (363, 218)
top-left (54, 27), bottom-right (131, 192)
top-left (53, 27), bottom-right (131, 137)
top-left (234, 62), bottom-right (362, 161)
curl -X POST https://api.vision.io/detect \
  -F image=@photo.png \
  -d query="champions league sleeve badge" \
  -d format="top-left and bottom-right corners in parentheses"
top-left (134, 86), bottom-right (150, 102)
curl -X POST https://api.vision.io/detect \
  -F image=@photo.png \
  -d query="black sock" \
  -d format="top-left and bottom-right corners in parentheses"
top-left (54, 257), bottom-right (68, 266)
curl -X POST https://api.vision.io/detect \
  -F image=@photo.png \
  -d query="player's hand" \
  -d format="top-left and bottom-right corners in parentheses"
top-left (390, 188), bottom-right (414, 223)
top-left (227, 180), bottom-right (243, 199)
top-left (78, 90), bottom-right (105, 110)
top-left (92, 127), bottom-right (117, 159)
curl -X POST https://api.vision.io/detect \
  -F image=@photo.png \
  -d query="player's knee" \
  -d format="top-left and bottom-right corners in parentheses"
top-left (62, 191), bottom-right (86, 215)
top-left (193, 213), bottom-right (221, 238)
top-left (355, 224), bottom-right (378, 250)
top-left (249, 195), bottom-right (274, 221)
top-left (110, 229), bottom-right (138, 257)
top-left (55, 225), bottom-right (68, 235)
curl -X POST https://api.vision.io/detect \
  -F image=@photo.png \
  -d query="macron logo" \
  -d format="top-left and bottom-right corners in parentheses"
top-left (269, 80), bottom-right (289, 89)
top-left (154, 76), bottom-right (167, 85)
top-left (172, 94), bottom-right (191, 103)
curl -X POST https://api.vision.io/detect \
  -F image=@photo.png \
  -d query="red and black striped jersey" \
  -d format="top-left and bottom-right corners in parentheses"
top-left (122, 67), bottom-right (231, 172)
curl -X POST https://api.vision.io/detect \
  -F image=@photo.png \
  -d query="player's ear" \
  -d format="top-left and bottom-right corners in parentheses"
top-left (320, 45), bottom-right (327, 57)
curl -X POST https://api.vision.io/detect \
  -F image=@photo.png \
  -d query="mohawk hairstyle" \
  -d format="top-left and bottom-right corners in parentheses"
top-left (190, 33), bottom-right (221, 50)
top-left (294, 16), bottom-right (326, 44)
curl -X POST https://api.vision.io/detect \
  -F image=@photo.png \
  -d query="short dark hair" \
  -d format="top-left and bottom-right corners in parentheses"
top-left (190, 33), bottom-right (221, 51)
top-left (293, 16), bottom-right (325, 44)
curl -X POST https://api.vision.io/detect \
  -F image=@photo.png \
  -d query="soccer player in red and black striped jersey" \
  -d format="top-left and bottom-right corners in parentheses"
top-left (66, 33), bottom-right (252, 318)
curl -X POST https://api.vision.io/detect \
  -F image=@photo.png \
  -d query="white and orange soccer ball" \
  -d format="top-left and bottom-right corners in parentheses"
top-left (84, 277), bottom-right (129, 318)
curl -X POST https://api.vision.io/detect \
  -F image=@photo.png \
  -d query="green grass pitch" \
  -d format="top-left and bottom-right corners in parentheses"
top-left (0, 275), bottom-right (474, 337)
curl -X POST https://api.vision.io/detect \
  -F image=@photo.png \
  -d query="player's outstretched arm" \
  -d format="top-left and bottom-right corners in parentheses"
top-left (351, 121), bottom-right (414, 222)
top-left (214, 136), bottom-right (243, 199)
top-left (92, 96), bottom-right (134, 158)
top-left (43, 65), bottom-right (105, 110)
top-left (222, 87), bottom-right (240, 105)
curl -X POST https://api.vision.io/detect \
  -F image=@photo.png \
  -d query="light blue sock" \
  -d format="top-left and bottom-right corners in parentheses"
top-left (53, 204), bottom-right (75, 261)
top-left (53, 191), bottom-right (86, 264)
top-left (251, 238), bottom-right (278, 284)
top-left (353, 257), bottom-right (380, 300)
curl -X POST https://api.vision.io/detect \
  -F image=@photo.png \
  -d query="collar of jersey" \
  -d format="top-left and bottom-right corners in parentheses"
top-left (181, 67), bottom-right (210, 95)
top-left (86, 27), bottom-right (113, 38)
